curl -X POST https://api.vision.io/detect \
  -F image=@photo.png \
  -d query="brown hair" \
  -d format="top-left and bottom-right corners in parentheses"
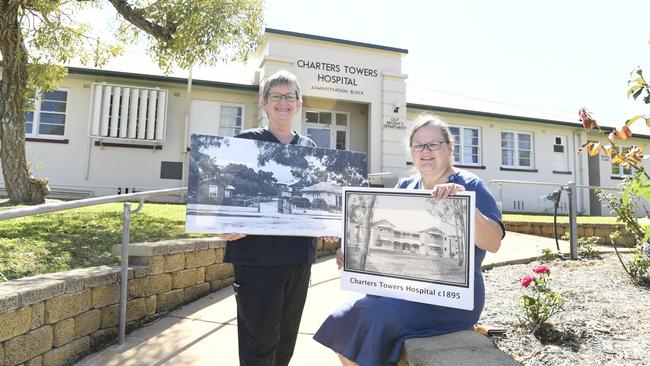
top-left (407, 114), bottom-right (455, 167)
top-left (408, 114), bottom-right (454, 146)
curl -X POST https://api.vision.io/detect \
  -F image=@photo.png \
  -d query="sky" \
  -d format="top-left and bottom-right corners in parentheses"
top-left (371, 194), bottom-right (454, 232)
top-left (264, 0), bottom-right (650, 126)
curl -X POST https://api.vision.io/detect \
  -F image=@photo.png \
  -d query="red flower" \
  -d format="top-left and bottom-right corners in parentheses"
top-left (578, 108), bottom-right (598, 130)
top-left (521, 275), bottom-right (535, 288)
top-left (533, 264), bottom-right (551, 274)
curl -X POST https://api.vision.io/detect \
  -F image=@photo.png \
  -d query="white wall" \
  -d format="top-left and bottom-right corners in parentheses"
top-left (12, 74), bottom-right (259, 199)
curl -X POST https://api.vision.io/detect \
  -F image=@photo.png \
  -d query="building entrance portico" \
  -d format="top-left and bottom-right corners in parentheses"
top-left (255, 29), bottom-right (409, 187)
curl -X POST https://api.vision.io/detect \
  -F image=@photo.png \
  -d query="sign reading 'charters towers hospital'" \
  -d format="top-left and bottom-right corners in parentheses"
top-left (296, 59), bottom-right (379, 98)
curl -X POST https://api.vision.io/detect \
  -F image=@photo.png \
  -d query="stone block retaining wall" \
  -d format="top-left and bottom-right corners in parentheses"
top-left (0, 237), bottom-right (339, 366)
top-left (504, 221), bottom-right (636, 246)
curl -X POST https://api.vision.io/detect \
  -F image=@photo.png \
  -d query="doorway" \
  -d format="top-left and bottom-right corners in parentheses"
top-left (304, 110), bottom-right (350, 150)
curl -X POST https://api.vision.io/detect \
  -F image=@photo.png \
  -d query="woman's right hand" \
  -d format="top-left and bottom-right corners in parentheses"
top-left (336, 249), bottom-right (344, 270)
top-left (220, 233), bottom-right (246, 241)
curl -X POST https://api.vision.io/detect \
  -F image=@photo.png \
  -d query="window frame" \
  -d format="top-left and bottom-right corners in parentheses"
top-left (449, 125), bottom-right (482, 166)
top-left (218, 103), bottom-right (245, 137)
top-left (611, 145), bottom-right (634, 177)
top-left (303, 109), bottom-right (350, 150)
top-left (500, 130), bottom-right (534, 169)
top-left (25, 88), bottom-right (69, 140)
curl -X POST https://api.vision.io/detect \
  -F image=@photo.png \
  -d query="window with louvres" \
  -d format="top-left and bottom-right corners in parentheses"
top-left (89, 83), bottom-right (168, 142)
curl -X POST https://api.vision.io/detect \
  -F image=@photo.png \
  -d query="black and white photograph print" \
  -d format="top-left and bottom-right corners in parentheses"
top-left (344, 188), bottom-right (473, 286)
top-left (340, 188), bottom-right (476, 308)
top-left (185, 134), bottom-right (368, 236)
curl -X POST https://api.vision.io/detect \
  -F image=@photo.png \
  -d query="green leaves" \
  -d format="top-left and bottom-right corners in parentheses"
top-left (637, 179), bottom-right (650, 202)
top-left (624, 115), bottom-right (646, 127)
top-left (628, 67), bottom-right (650, 102)
top-left (13, 0), bottom-right (263, 95)
top-left (628, 84), bottom-right (644, 99)
top-left (124, 0), bottom-right (264, 72)
top-left (519, 268), bottom-right (565, 330)
top-left (12, 1), bottom-right (125, 94)
top-left (642, 225), bottom-right (650, 243)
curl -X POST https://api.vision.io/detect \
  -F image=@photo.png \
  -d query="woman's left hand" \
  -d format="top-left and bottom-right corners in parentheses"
top-left (431, 183), bottom-right (465, 200)
top-left (335, 248), bottom-right (344, 269)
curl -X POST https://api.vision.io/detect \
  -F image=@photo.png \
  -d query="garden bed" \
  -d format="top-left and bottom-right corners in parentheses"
top-left (481, 253), bottom-right (649, 365)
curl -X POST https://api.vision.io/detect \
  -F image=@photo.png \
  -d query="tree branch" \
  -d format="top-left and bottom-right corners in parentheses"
top-left (107, 0), bottom-right (173, 43)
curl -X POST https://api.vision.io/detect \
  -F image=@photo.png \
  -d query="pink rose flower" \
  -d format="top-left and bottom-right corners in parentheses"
top-left (521, 275), bottom-right (535, 288)
top-left (533, 264), bottom-right (551, 274)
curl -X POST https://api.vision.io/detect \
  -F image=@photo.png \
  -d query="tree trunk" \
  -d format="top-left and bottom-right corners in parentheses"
top-left (359, 195), bottom-right (376, 269)
top-left (0, 4), bottom-right (49, 204)
top-left (453, 201), bottom-right (465, 266)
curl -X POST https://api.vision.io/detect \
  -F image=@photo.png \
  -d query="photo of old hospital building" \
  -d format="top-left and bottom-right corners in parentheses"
top-left (369, 220), bottom-right (460, 258)
top-left (5, 28), bottom-right (648, 215)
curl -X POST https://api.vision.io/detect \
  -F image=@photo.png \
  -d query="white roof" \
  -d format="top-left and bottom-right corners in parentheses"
top-left (407, 86), bottom-right (580, 125)
top-left (407, 86), bottom-right (650, 138)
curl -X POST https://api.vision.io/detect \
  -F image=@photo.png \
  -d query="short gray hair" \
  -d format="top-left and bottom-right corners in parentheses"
top-left (260, 70), bottom-right (302, 101)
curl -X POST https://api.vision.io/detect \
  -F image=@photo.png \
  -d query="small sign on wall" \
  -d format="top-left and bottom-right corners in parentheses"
top-left (384, 117), bottom-right (406, 129)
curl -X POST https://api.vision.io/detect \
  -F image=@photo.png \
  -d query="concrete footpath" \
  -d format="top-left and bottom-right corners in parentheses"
top-left (77, 232), bottom-right (573, 366)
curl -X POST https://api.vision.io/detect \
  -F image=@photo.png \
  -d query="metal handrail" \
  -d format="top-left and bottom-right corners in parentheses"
top-left (0, 187), bottom-right (186, 220)
top-left (487, 179), bottom-right (625, 261)
top-left (487, 179), bottom-right (567, 188)
top-left (487, 179), bottom-right (581, 258)
top-left (487, 179), bottom-right (622, 192)
top-left (0, 186), bottom-right (188, 346)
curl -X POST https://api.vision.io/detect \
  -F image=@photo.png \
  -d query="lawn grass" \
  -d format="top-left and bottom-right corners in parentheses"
top-left (502, 213), bottom-right (622, 224)
top-left (0, 202), bottom-right (209, 281)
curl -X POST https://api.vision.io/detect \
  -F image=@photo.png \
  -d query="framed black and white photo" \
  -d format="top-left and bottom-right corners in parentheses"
top-left (340, 187), bottom-right (476, 310)
top-left (185, 134), bottom-right (368, 236)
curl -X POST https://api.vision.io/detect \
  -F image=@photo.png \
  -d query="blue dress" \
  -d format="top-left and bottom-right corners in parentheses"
top-left (313, 170), bottom-right (504, 366)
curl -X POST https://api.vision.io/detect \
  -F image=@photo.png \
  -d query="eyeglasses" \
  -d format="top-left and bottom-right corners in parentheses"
top-left (268, 93), bottom-right (297, 102)
top-left (410, 142), bottom-right (447, 152)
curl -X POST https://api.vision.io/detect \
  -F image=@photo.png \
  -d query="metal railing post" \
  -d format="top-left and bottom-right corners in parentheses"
top-left (119, 202), bottom-right (131, 345)
top-left (0, 187), bottom-right (187, 346)
top-left (568, 181), bottom-right (578, 260)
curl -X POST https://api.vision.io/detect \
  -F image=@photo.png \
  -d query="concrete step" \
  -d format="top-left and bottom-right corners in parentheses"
top-left (400, 330), bottom-right (520, 366)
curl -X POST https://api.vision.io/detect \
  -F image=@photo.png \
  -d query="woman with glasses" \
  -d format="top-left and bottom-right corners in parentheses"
top-left (313, 115), bottom-right (505, 366)
top-left (221, 70), bottom-right (337, 366)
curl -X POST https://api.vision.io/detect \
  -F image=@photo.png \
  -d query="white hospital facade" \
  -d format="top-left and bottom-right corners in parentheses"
top-left (4, 28), bottom-right (645, 215)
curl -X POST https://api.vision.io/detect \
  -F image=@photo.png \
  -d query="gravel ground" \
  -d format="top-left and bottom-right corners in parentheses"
top-left (480, 253), bottom-right (650, 366)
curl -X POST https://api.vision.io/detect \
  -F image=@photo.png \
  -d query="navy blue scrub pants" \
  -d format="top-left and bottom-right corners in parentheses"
top-left (233, 263), bottom-right (311, 366)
